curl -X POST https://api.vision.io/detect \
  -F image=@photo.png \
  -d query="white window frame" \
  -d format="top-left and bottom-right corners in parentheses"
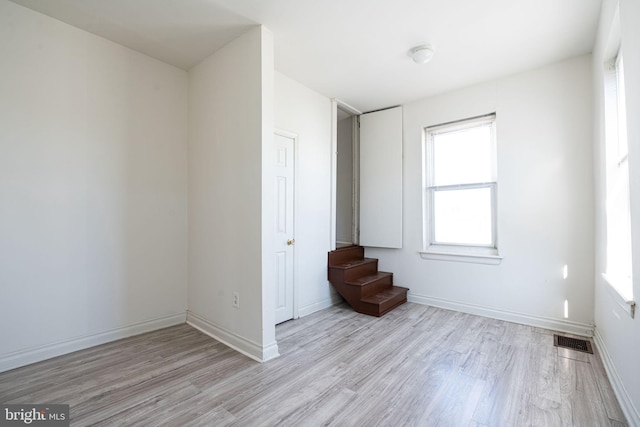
top-left (420, 114), bottom-right (502, 264)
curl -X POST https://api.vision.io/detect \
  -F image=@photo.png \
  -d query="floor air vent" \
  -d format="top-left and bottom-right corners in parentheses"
top-left (554, 334), bottom-right (593, 354)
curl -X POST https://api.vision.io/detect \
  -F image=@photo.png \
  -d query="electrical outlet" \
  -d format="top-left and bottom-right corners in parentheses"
top-left (232, 291), bottom-right (240, 308)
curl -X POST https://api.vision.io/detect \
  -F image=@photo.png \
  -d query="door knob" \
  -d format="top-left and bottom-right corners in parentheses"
top-left (287, 239), bottom-right (295, 246)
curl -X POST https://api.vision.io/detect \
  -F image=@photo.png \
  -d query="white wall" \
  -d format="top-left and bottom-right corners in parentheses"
top-left (336, 117), bottom-right (354, 244)
top-left (367, 55), bottom-right (594, 335)
top-left (592, 0), bottom-right (640, 423)
top-left (0, 0), bottom-right (189, 371)
top-left (188, 26), bottom-right (277, 362)
top-left (274, 72), bottom-right (338, 317)
top-left (259, 28), bottom-right (277, 359)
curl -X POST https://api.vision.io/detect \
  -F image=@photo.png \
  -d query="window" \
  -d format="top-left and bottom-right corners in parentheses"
top-left (422, 114), bottom-right (500, 263)
top-left (603, 51), bottom-right (633, 305)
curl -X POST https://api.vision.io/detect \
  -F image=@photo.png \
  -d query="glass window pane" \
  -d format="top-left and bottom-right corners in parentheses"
top-left (616, 55), bottom-right (628, 159)
top-left (433, 125), bottom-right (494, 186)
top-left (433, 187), bottom-right (492, 245)
top-left (606, 162), bottom-right (632, 281)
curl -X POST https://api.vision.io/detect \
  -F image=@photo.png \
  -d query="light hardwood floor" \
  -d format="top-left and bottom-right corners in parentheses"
top-left (0, 303), bottom-right (628, 426)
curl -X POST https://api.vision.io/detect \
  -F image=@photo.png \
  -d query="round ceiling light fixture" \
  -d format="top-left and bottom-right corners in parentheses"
top-left (411, 44), bottom-right (435, 64)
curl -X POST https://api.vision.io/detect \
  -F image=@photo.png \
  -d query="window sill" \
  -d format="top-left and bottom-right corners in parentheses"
top-left (419, 247), bottom-right (503, 265)
top-left (601, 273), bottom-right (635, 318)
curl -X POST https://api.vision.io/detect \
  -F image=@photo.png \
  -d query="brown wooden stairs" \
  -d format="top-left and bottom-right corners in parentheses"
top-left (328, 245), bottom-right (409, 317)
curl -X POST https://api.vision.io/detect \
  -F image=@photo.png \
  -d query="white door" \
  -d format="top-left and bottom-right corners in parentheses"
top-left (274, 133), bottom-right (295, 324)
top-left (359, 106), bottom-right (403, 248)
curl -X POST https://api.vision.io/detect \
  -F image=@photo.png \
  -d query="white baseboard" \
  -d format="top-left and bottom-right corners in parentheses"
top-left (298, 291), bottom-right (343, 318)
top-left (261, 341), bottom-right (280, 362)
top-left (0, 312), bottom-right (187, 373)
top-left (186, 311), bottom-right (278, 363)
top-left (593, 328), bottom-right (640, 427)
top-left (408, 292), bottom-right (594, 337)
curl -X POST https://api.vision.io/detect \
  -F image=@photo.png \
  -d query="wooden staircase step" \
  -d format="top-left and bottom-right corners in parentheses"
top-left (360, 286), bottom-right (409, 317)
top-left (345, 272), bottom-right (393, 298)
top-left (329, 257), bottom-right (376, 270)
top-left (328, 258), bottom-right (378, 283)
top-left (345, 271), bottom-right (392, 285)
top-left (327, 245), bottom-right (364, 266)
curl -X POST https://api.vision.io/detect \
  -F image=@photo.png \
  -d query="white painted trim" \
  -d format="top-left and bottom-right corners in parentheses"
top-left (298, 291), bottom-right (343, 318)
top-left (408, 292), bottom-right (594, 337)
top-left (593, 328), bottom-right (640, 426)
top-left (602, 273), bottom-right (636, 318)
top-left (330, 99), bottom-right (338, 251)
top-left (334, 98), bottom-right (363, 116)
top-left (419, 250), bottom-right (503, 265)
top-left (352, 115), bottom-right (360, 245)
top-left (186, 310), bottom-right (278, 363)
top-left (0, 312), bottom-right (187, 373)
top-left (261, 341), bottom-right (281, 362)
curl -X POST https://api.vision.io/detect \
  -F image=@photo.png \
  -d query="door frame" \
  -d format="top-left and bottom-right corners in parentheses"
top-left (351, 115), bottom-right (361, 246)
top-left (274, 129), bottom-right (299, 321)
top-left (330, 99), bottom-right (362, 250)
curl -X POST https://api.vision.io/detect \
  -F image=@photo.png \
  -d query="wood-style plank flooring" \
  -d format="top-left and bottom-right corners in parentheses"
top-left (0, 303), bottom-right (628, 426)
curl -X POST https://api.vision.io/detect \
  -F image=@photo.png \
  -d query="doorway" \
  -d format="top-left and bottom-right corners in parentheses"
top-left (335, 103), bottom-right (361, 248)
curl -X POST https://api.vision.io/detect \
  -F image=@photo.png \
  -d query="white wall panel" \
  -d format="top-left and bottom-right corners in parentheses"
top-left (359, 107), bottom-right (403, 248)
top-left (367, 56), bottom-right (594, 331)
top-left (188, 27), bottom-right (276, 361)
top-left (0, 0), bottom-right (188, 370)
top-left (274, 72), bottom-right (336, 317)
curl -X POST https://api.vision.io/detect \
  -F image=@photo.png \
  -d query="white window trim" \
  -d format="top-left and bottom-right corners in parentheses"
top-left (601, 273), bottom-right (635, 318)
top-left (421, 114), bottom-right (502, 264)
top-left (614, 53), bottom-right (628, 162)
top-left (419, 248), bottom-right (503, 265)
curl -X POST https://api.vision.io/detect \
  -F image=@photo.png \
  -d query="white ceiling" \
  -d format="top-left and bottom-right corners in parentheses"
top-left (10, 0), bottom-right (602, 113)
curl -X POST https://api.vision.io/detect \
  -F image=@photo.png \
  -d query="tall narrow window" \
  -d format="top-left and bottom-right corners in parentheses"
top-left (423, 114), bottom-right (499, 261)
top-left (603, 52), bottom-right (633, 301)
